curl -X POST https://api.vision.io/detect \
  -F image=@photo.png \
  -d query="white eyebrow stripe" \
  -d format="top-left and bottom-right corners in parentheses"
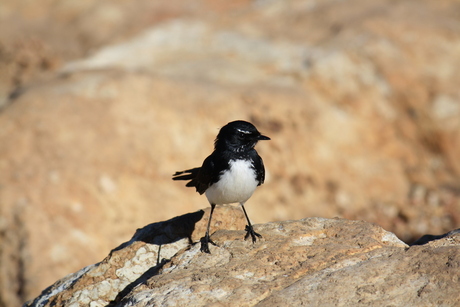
top-left (236, 129), bottom-right (251, 134)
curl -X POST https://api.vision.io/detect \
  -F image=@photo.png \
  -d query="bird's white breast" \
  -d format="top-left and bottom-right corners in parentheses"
top-left (205, 159), bottom-right (258, 205)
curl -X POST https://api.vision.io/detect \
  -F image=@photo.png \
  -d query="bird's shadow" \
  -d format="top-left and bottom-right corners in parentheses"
top-left (107, 209), bottom-right (205, 306)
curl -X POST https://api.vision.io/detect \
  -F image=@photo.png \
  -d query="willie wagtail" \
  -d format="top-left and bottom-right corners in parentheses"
top-left (172, 120), bottom-right (270, 253)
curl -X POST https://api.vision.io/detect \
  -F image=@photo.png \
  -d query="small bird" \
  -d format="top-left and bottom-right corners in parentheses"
top-left (173, 120), bottom-right (270, 253)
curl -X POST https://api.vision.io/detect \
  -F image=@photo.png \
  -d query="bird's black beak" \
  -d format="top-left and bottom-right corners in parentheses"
top-left (258, 134), bottom-right (270, 141)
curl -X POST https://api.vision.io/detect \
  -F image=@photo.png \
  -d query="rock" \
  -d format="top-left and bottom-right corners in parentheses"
top-left (410, 228), bottom-right (460, 246)
top-left (24, 206), bottom-right (245, 307)
top-left (25, 212), bottom-right (460, 307)
top-left (2, 0), bottom-right (460, 306)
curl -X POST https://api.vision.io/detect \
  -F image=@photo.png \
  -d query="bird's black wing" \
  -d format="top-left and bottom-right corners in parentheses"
top-left (172, 154), bottom-right (217, 195)
top-left (251, 150), bottom-right (266, 186)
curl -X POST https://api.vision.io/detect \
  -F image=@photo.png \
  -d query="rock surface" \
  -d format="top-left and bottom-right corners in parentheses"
top-left (25, 208), bottom-right (460, 307)
top-left (1, 0), bottom-right (460, 306)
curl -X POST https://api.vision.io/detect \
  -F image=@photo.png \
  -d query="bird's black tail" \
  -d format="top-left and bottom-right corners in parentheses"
top-left (172, 167), bottom-right (201, 182)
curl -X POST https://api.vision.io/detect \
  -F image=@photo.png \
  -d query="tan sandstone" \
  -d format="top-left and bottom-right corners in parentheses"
top-left (1, 0), bottom-right (460, 305)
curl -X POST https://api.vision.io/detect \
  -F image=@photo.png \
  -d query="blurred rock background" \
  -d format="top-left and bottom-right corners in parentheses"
top-left (0, 0), bottom-right (459, 305)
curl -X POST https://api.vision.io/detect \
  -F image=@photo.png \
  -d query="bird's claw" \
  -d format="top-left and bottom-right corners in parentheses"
top-left (200, 236), bottom-right (217, 253)
top-left (244, 225), bottom-right (262, 243)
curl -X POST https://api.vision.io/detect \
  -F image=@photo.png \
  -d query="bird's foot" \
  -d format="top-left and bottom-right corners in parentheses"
top-left (200, 235), bottom-right (217, 253)
top-left (244, 225), bottom-right (262, 243)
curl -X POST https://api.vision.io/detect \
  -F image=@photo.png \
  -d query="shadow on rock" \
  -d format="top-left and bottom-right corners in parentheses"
top-left (107, 258), bottom-right (169, 307)
top-left (410, 228), bottom-right (460, 246)
top-left (110, 209), bottom-right (205, 254)
top-left (24, 210), bottom-right (205, 307)
top-left (106, 210), bottom-right (205, 306)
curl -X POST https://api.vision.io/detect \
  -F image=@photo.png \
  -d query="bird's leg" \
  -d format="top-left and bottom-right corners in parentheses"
top-left (241, 202), bottom-right (262, 243)
top-left (200, 203), bottom-right (217, 253)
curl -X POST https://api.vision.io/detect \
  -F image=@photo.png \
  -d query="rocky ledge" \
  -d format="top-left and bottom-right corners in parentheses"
top-left (25, 206), bottom-right (460, 307)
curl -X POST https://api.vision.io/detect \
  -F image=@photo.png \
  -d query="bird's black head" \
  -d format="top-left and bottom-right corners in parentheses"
top-left (214, 120), bottom-right (270, 152)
